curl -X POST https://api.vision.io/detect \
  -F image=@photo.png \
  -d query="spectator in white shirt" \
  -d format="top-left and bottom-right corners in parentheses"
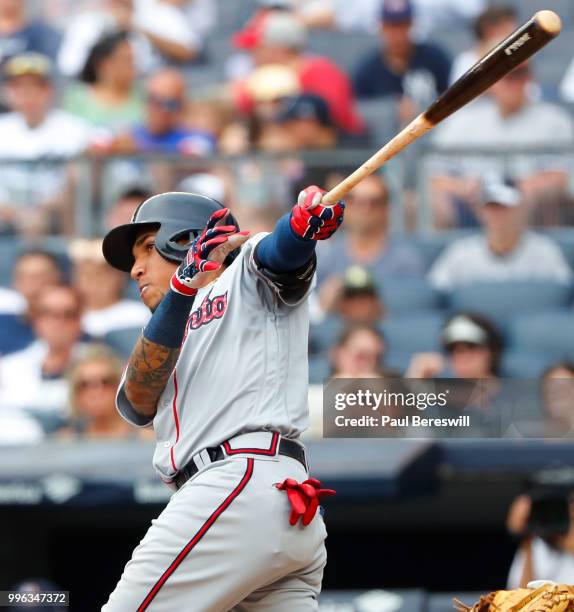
top-left (69, 238), bottom-right (149, 338)
top-left (431, 63), bottom-right (574, 228)
top-left (450, 5), bottom-right (517, 84)
top-left (58, 0), bottom-right (205, 78)
top-left (429, 180), bottom-right (572, 291)
top-left (0, 53), bottom-right (92, 235)
top-left (0, 285), bottom-right (90, 426)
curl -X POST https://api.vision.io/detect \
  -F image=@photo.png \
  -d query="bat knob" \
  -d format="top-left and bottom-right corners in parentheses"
top-left (534, 10), bottom-right (562, 36)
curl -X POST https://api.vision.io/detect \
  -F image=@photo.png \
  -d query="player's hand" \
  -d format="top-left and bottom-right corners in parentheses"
top-left (170, 208), bottom-right (250, 296)
top-left (290, 185), bottom-right (345, 241)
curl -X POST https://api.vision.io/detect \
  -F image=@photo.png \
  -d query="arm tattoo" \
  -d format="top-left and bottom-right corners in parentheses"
top-left (124, 335), bottom-right (180, 417)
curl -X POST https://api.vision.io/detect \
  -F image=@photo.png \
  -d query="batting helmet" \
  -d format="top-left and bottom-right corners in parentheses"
top-left (102, 192), bottom-right (240, 273)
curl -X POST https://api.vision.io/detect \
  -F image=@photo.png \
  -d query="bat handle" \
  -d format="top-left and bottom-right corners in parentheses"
top-left (322, 113), bottom-right (434, 204)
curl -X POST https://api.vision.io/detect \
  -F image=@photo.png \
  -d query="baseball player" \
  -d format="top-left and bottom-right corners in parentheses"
top-left (101, 187), bottom-right (344, 611)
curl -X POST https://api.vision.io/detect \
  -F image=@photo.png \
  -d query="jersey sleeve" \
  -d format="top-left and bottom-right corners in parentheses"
top-left (115, 369), bottom-right (154, 428)
top-left (244, 233), bottom-right (316, 308)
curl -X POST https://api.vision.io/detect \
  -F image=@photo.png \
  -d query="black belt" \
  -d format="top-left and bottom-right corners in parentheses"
top-left (173, 436), bottom-right (307, 491)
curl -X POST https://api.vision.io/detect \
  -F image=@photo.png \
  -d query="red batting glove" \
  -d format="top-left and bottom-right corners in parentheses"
top-left (290, 186), bottom-right (345, 241)
top-left (275, 477), bottom-right (336, 526)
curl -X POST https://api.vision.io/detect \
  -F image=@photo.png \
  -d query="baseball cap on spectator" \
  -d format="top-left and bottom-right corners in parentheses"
top-left (246, 65), bottom-right (300, 102)
top-left (442, 315), bottom-right (489, 348)
top-left (342, 266), bottom-right (378, 297)
top-left (277, 94), bottom-right (333, 126)
top-left (3, 52), bottom-right (53, 81)
top-left (234, 12), bottom-right (307, 50)
top-left (177, 174), bottom-right (226, 203)
top-left (481, 179), bottom-right (521, 208)
top-left (381, 0), bottom-right (414, 23)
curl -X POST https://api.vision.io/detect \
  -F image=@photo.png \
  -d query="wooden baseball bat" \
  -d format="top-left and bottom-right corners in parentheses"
top-left (322, 10), bottom-right (562, 204)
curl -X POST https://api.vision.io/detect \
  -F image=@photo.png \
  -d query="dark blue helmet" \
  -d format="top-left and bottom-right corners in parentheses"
top-left (102, 192), bottom-right (240, 273)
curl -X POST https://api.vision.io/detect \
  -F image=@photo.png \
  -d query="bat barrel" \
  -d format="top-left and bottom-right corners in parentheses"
top-left (425, 10), bottom-right (562, 126)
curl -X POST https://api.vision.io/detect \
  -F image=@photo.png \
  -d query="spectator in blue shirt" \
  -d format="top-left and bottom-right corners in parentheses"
top-left (352, 0), bottom-right (451, 123)
top-left (129, 68), bottom-right (215, 155)
top-left (0, 0), bottom-right (60, 66)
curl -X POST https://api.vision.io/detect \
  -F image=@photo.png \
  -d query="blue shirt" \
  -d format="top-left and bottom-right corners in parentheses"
top-left (353, 42), bottom-right (451, 104)
top-left (0, 21), bottom-right (61, 64)
top-left (132, 125), bottom-right (216, 155)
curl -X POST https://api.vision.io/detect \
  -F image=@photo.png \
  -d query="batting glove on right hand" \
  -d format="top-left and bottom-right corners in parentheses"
top-left (290, 185), bottom-right (345, 241)
top-left (170, 208), bottom-right (245, 297)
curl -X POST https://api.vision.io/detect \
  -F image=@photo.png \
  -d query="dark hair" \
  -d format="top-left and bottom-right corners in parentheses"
top-left (80, 30), bottom-right (130, 85)
top-left (118, 187), bottom-right (152, 202)
top-left (443, 312), bottom-right (504, 375)
top-left (474, 6), bottom-right (517, 41)
top-left (335, 323), bottom-right (385, 349)
top-left (15, 248), bottom-right (62, 271)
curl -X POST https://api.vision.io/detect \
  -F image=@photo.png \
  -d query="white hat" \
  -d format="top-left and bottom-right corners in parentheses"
top-left (481, 179), bottom-right (521, 208)
top-left (442, 315), bottom-right (488, 347)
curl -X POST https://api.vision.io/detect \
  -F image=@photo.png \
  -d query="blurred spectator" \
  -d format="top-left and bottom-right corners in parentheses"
top-left (270, 94), bottom-right (338, 151)
top-left (432, 63), bottom-right (574, 227)
top-left (330, 324), bottom-right (386, 378)
top-left (0, 250), bottom-right (64, 356)
top-left (63, 31), bottom-right (144, 134)
top-left (506, 491), bottom-right (574, 587)
top-left (233, 11), bottom-right (364, 134)
top-left (0, 411), bottom-right (44, 445)
top-left (429, 180), bottom-right (572, 291)
top-left (450, 5), bottom-right (517, 84)
top-left (407, 313), bottom-right (503, 379)
top-left (63, 345), bottom-right (132, 439)
top-left (292, 0), bottom-right (383, 33)
top-left (352, 0), bottom-right (451, 123)
top-left (316, 174), bottom-right (424, 309)
top-left (124, 68), bottom-right (215, 155)
top-left (105, 185), bottom-right (152, 230)
top-left (0, 0), bottom-right (60, 65)
top-left (336, 266), bottom-right (384, 326)
top-left (0, 285), bottom-right (89, 425)
top-left (0, 53), bottom-right (93, 236)
top-left (58, 0), bottom-right (208, 78)
top-left (177, 173), bottom-right (225, 203)
top-left (559, 56), bottom-right (574, 103)
top-left (541, 363), bottom-right (574, 437)
top-left (411, 0), bottom-right (486, 40)
top-left (70, 238), bottom-right (149, 338)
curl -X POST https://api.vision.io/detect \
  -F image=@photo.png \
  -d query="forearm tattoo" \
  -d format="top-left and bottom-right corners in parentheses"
top-left (125, 335), bottom-right (180, 416)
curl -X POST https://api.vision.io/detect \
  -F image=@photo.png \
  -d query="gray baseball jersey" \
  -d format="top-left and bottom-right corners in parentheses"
top-left (116, 233), bottom-right (312, 482)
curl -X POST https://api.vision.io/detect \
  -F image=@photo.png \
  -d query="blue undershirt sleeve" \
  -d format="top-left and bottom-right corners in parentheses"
top-left (256, 213), bottom-right (316, 273)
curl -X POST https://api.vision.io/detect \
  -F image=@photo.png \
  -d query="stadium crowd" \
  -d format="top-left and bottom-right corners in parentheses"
top-left (0, 0), bottom-right (573, 448)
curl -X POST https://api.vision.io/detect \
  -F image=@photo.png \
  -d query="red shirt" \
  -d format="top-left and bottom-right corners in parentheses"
top-left (235, 55), bottom-right (365, 135)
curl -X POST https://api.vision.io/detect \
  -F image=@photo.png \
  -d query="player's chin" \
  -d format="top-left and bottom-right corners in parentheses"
top-left (141, 286), bottom-right (165, 312)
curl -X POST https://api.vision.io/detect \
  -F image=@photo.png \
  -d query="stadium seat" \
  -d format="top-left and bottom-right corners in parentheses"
top-left (0, 236), bottom-right (20, 287)
top-left (104, 328), bottom-right (143, 359)
top-left (509, 311), bottom-right (574, 362)
top-left (0, 314), bottom-right (34, 356)
top-left (309, 316), bottom-right (344, 355)
top-left (544, 229), bottom-right (574, 271)
top-left (306, 31), bottom-right (378, 73)
top-left (380, 279), bottom-right (442, 314)
top-left (448, 282), bottom-right (573, 327)
top-left (381, 313), bottom-right (445, 354)
top-left (356, 98), bottom-right (400, 149)
top-left (309, 354), bottom-right (331, 385)
top-left (408, 231), bottom-right (472, 272)
top-left (501, 349), bottom-right (558, 378)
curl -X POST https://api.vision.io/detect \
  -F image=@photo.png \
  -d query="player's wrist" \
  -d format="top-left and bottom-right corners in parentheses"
top-left (170, 273), bottom-right (199, 297)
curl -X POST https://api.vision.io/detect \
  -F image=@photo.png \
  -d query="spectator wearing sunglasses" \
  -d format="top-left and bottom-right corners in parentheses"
top-left (126, 68), bottom-right (215, 155)
top-left (62, 346), bottom-right (135, 439)
top-left (0, 285), bottom-right (92, 429)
